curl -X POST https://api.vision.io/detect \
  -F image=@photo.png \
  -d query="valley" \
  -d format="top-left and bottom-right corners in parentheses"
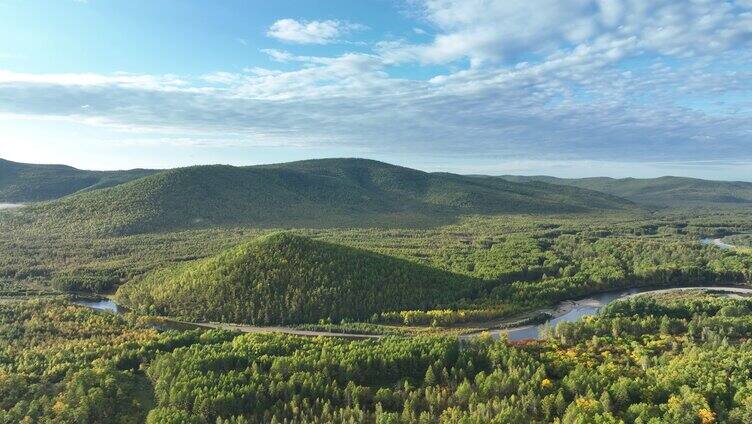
top-left (2, 157), bottom-right (752, 423)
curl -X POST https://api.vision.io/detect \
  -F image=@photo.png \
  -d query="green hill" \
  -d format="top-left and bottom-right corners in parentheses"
top-left (15, 158), bottom-right (636, 235)
top-left (0, 158), bottom-right (156, 202)
top-left (115, 232), bottom-right (478, 324)
top-left (501, 175), bottom-right (752, 208)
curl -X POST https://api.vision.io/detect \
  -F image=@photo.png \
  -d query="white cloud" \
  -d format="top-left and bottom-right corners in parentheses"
top-left (260, 48), bottom-right (296, 62)
top-left (2, 47), bottom-right (750, 164)
top-left (266, 19), bottom-right (365, 44)
top-left (201, 71), bottom-right (241, 85)
top-left (382, 0), bottom-right (752, 65)
top-left (1, 1), bottom-right (752, 170)
top-left (0, 70), bottom-right (189, 90)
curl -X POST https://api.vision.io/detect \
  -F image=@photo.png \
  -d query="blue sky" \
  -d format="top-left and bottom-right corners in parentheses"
top-left (1, 0), bottom-right (751, 179)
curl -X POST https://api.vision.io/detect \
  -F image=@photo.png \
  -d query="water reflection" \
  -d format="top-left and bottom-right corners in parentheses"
top-left (499, 286), bottom-right (751, 341)
top-left (73, 299), bottom-right (122, 313)
top-left (502, 289), bottom-right (641, 341)
top-left (700, 237), bottom-right (734, 250)
top-left (0, 203), bottom-right (24, 209)
top-left (73, 298), bottom-right (203, 332)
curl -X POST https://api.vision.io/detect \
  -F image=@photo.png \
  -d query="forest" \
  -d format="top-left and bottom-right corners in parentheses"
top-left (3, 209), bottom-right (752, 330)
top-left (3, 158), bottom-right (752, 422)
top-left (4, 291), bottom-right (752, 423)
top-left (115, 232), bottom-right (478, 324)
top-left (110, 229), bottom-right (752, 327)
top-left (0, 158), bottom-right (156, 203)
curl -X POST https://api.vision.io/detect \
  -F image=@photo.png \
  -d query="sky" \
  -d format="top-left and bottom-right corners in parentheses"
top-left (1, 0), bottom-right (751, 179)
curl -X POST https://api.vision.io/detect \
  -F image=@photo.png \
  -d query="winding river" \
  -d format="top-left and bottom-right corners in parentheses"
top-left (76, 286), bottom-right (752, 341)
top-left (489, 235), bottom-right (746, 340)
top-left (478, 286), bottom-right (752, 341)
top-left (74, 236), bottom-right (748, 340)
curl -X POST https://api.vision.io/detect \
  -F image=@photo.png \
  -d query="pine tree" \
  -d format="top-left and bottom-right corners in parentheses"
top-left (424, 366), bottom-right (437, 386)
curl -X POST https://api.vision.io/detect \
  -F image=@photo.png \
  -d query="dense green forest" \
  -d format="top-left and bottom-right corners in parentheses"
top-left (500, 175), bottom-right (752, 209)
top-left (0, 299), bottom-right (234, 423)
top-left (4, 158), bottom-right (635, 235)
top-left (0, 158), bottom-right (156, 202)
top-left (115, 233), bottom-right (477, 324)
top-left (2, 208), bottom-right (752, 326)
top-left (4, 292), bottom-right (752, 422)
top-left (113, 230), bottom-right (752, 327)
top-left (2, 208), bottom-right (749, 294)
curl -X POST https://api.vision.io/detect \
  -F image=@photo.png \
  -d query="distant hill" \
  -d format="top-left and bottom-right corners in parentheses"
top-left (0, 158), bottom-right (157, 202)
top-left (500, 175), bottom-right (752, 208)
top-left (14, 158), bottom-right (636, 235)
top-left (115, 232), bottom-right (478, 324)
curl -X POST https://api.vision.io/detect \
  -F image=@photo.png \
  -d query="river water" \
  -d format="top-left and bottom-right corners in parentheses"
top-left (74, 298), bottom-right (122, 313)
top-left (495, 286), bottom-right (752, 341)
top-left (0, 203), bottom-right (24, 209)
top-left (700, 237), bottom-right (735, 250)
top-left (501, 288), bottom-right (643, 341)
top-left (72, 299), bottom-right (203, 331)
top-left (491, 237), bottom-right (752, 343)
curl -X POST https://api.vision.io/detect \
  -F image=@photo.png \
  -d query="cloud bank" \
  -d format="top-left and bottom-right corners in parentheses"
top-left (267, 19), bottom-right (365, 44)
top-left (1, 0), bottom-right (751, 168)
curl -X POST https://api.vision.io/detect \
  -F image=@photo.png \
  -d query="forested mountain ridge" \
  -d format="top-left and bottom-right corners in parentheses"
top-left (0, 158), bottom-right (156, 202)
top-left (11, 158), bottom-right (637, 235)
top-left (115, 232), bottom-right (479, 324)
top-left (501, 174), bottom-right (752, 208)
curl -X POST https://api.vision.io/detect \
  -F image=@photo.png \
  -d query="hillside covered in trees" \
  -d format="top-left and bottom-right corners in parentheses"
top-left (501, 174), bottom-right (752, 208)
top-left (5, 158), bottom-right (637, 235)
top-left (112, 228), bottom-right (752, 328)
top-left (115, 232), bottom-right (478, 324)
top-left (0, 158), bottom-right (156, 202)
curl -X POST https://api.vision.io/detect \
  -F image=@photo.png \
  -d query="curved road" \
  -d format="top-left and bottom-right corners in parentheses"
top-left (191, 322), bottom-right (383, 339)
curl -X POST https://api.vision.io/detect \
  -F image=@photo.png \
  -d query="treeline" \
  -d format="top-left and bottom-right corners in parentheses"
top-left (375, 307), bottom-right (521, 326)
top-left (480, 235), bottom-right (752, 307)
top-left (0, 222), bottom-right (261, 294)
